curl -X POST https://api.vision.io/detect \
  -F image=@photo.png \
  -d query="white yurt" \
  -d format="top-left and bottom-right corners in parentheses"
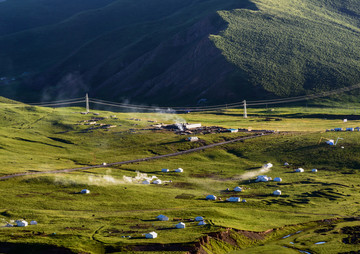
top-left (206, 195), bottom-right (217, 200)
top-left (161, 168), bottom-right (169, 173)
top-left (255, 175), bottom-right (270, 182)
top-left (234, 186), bottom-right (243, 192)
top-left (295, 168), bottom-right (304, 173)
top-left (273, 177), bottom-right (282, 182)
top-left (174, 168), bottom-right (184, 173)
top-left (227, 197), bottom-right (241, 202)
top-left (152, 179), bottom-right (162, 185)
top-left (156, 215), bottom-right (169, 221)
top-left (145, 231), bottom-right (158, 239)
top-left (81, 189), bottom-right (90, 194)
top-left (198, 221), bottom-right (206, 226)
top-left (142, 180), bottom-right (151, 185)
top-left (195, 216), bottom-right (204, 221)
top-left (273, 190), bottom-right (282, 196)
top-left (176, 222), bottom-right (186, 229)
top-left (264, 163), bottom-right (273, 169)
top-left (16, 220), bottom-right (28, 227)
top-left (312, 169), bottom-right (318, 173)
top-left (30, 221), bottom-right (38, 225)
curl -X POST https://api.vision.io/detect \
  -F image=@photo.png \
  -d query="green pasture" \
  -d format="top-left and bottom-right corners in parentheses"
top-left (0, 100), bottom-right (360, 253)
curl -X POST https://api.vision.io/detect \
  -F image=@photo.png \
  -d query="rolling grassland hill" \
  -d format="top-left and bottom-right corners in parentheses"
top-left (0, 98), bottom-right (360, 253)
top-left (0, 0), bottom-right (360, 105)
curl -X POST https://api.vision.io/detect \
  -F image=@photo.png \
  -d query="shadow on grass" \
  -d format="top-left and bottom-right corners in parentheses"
top-left (0, 242), bottom-right (75, 254)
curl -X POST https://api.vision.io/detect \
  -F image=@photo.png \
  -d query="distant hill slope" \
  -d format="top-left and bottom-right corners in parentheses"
top-left (0, 0), bottom-right (360, 105)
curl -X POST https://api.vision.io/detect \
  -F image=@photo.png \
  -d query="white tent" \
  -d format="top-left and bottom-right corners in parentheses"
top-left (284, 162), bottom-right (289, 166)
top-left (255, 175), bottom-right (270, 182)
top-left (30, 221), bottom-right (38, 225)
top-left (152, 179), bottom-right (162, 184)
top-left (175, 168), bottom-right (184, 173)
top-left (273, 177), bottom-right (282, 182)
top-left (142, 180), bottom-right (151, 184)
top-left (198, 221), bottom-right (206, 226)
top-left (176, 222), bottom-right (186, 229)
top-left (312, 169), bottom-right (318, 172)
top-left (195, 216), bottom-right (204, 221)
top-left (227, 197), bottom-right (241, 202)
top-left (295, 168), bottom-right (304, 173)
top-left (326, 139), bottom-right (335, 145)
top-left (16, 220), bottom-right (28, 227)
top-left (81, 189), bottom-right (90, 194)
top-left (161, 168), bottom-right (169, 173)
top-left (145, 231), bottom-right (158, 239)
top-left (273, 190), bottom-right (282, 196)
top-left (156, 215), bottom-right (169, 221)
top-left (206, 195), bottom-right (217, 200)
top-left (234, 186), bottom-right (243, 192)
top-left (264, 163), bottom-right (273, 169)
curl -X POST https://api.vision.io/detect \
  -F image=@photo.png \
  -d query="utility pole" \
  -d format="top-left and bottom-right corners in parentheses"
top-left (243, 100), bottom-right (247, 118)
top-left (85, 93), bottom-right (89, 113)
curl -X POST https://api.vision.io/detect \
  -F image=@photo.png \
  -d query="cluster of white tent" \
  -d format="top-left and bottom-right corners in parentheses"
top-left (147, 215), bottom-right (207, 239)
top-left (161, 168), bottom-right (184, 173)
top-left (294, 168), bottom-right (318, 173)
top-left (5, 220), bottom-right (37, 227)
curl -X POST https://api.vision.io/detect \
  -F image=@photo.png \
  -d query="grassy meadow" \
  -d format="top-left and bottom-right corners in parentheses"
top-left (0, 98), bottom-right (360, 253)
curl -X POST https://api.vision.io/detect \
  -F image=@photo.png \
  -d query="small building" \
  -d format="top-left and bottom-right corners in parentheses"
top-left (227, 128), bottom-right (239, 133)
top-left (312, 169), bottom-right (318, 173)
top-left (142, 180), bottom-right (151, 185)
top-left (145, 231), bottom-right (158, 239)
top-left (152, 179), bottom-right (162, 185)
top-left (334, 128), bottom-right (342, 132)
top-left (346, 128), bottom-right (354, 131)
top-left (195, 216), bottom-right (204, 221)
top-left (161, 168), bottom-right (169, 173)
top-left (185, 123), bottom-right (201, 130)
top-left (273, 190), bottom-right (282, 196)
top-left (187, 137), bottom-right (199, 142)
top-left (227, 197), bottom-right (241, 202)
top-left (175, 168), bottom-right (184, 173)
top-left (234, 186), bottom-right (243, 192)
top-left (355, 127), bottom-right (360, 131)
top-left (273, 177), bottom-right (282, 182)
top-left (157, 215), bottom-right (169, 221)
top-left (81, 189), bottom-right (90, 194)
top-left (175, 222), bottom-right (186, 229)
top-left (343, 119), bottom-right (348, 123)
top-left (206, 195), bottom-right (217, 200)
top-left (295, 168), bottom-right (304, 173)
top-left (284, 162), bottom-right (289, 166)
top-left (198, 221), bottom-right (206, 226)
top-left (16, 220), bottom-right (28, 227)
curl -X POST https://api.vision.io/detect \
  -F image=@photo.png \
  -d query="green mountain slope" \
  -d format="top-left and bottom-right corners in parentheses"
top-left (0, 0), bottom-right (360, 105)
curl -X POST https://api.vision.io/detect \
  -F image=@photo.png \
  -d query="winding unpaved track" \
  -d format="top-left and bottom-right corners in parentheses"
top-left (0, 132), bottom-right (274, 180)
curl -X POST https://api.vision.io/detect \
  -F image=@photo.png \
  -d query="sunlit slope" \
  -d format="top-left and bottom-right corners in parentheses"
top-left (211, 0), bottom-right (360, 96)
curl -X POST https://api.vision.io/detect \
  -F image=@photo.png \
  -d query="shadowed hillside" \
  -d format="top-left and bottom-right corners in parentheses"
top-left (0, 0), bottom-right (360, 105)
